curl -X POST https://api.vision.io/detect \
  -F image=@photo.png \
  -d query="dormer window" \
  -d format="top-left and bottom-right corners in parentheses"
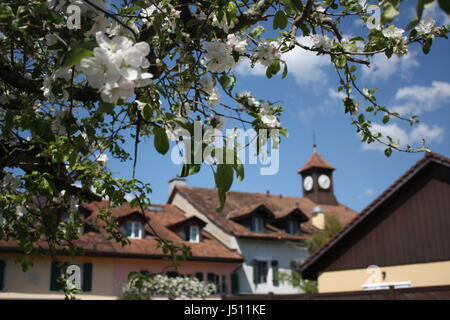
top-left (286, 220), bottom-right (299, 235)
top-left (251, 216), bottom-right (264, 233)
top-left (189, 225), bottom-right (200, 243)
top-left (125, 221), bottom-right (143, 239)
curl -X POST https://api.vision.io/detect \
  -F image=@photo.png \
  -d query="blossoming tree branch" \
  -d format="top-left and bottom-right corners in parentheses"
top-left (0, 0), bottom-right (449, 287)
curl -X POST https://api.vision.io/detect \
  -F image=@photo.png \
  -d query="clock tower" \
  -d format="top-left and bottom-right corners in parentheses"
top-left (297, 145), bottom-right (338, 205)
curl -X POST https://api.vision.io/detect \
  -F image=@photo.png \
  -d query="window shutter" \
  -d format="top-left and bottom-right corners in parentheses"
top-left (82, 263), bottom-right (93, 292)
top-left (252, 259), bottom-right (258, 284)
top-left (207, 272), bottom-right (215, 283)
top-left (221, 275), bottom-right (226, 294)
top-left (271, 260), bottom-right (279, 287)
top-left (185, 225), bottom-right (190, 241)
top-left (50, 261), bottom-right (61, 291)
top-left (195, 272), bottom-right (203, 281)
top-left (0, 260), bottom-right (5, 291)
top-left (231, 272), bottom-right (239, 295)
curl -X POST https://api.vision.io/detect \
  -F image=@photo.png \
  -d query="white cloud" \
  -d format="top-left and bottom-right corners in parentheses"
top-left (296, 87), bottom-right (346, 125)
top-left (364, 188), bottom-right (375, 196)
top-left (124, 193), bottom-right (134, 202)
top-left (424, 2), bottom-right (450, 25)
top-left (235, 58), bottom-right (266, 76)
top-left (282, 37), bottom-right (330, 85)
top-left (362, 123), bottom-right (444, 151)
top-left (362, 51), bottom-right (420, 81)
top-left (392, 81), bottom-right (450, 115)
top-left (235, 37), bottom-right (331, 85)
top-left (328, 88), bottom-right (346, 100)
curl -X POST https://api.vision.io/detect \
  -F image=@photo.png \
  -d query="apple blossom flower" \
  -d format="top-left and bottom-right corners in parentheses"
top-left (51, 110), bottom-right (69, 135)
top-left (311, 34), bottom-right (333, 51)
top-left (77, 32), bottom-right (153, 104)
top-left (255, 42), bottom-right (281, 67)
top-left (261, 114), bottom-right (280, 128)
top-left (204, 41), bottom-right (236, 73)
top-left (212, 14), bottom-right (235, 32)
top-left (416, 16), bottom-right (436, 34)
top-left (227, 34), bottom-right (248, 54)
top-left (382, 26), bottom-right (405, 39)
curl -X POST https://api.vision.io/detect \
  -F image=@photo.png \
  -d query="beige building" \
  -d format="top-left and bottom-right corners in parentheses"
top-left (299, 153), bottom-right (450, 293)
top-left (0, 203), bottom-right (243, 299)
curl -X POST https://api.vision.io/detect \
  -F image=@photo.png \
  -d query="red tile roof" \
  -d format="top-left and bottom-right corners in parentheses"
top-left (299, 152), bottom-right (450, 278)
top-left (298, 152), bottom-right (335, 173)
top-left (170, 186), bottom-right (356, 241)
top-left (0, 202), bottom-right (243, 262)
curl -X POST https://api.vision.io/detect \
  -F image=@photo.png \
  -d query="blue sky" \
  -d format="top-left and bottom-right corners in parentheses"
top-left (107, 1), bottom-right (450, 213)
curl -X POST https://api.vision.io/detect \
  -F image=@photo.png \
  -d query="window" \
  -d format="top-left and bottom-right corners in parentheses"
top-left (253, 260), bottom-right (268, 285)
top-left (125, 221), bottom-right (143, 239)
top-left (189, 225), bottom-right (200, 243)
top-left (286, 220), bottom-right (299, 235)
top-left (251, 216), bottom-right (264, 233)
top-left (50, 262), bottom-right (92, 292)
top-left (271, 260), bottom-right (279, 287)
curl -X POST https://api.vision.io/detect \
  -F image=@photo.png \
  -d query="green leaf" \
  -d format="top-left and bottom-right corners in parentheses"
top-left (336, 55), bottom-right (347, 69)
top-left (154, 127), bottom-right (169, 155)
top-left (439, 0), bottom-right (450, 14)
top-left (215, 164), bottom-right (234, 212)
top-left (274, 11), bottom-right (288, 30)
top-left (384, 147), bottom-right (393, 157)
top-left (423, 38), bottom-right (432, 54)
top-left (62, 48), bottom-right (93, 67)
top-left (382, 115), bottom-right (390, 124)
top-left (284, 0), bottom-right (304, 12)
top-left (281, 61), bottom-right (288, 79)
top-left (142, 104), bottom-right (152, 120)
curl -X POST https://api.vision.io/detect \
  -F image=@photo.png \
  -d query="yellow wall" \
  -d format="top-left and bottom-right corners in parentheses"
top-left (318, 260), bottom-right (450, 293)
top-left (0, 253), bottom-right (115, 300)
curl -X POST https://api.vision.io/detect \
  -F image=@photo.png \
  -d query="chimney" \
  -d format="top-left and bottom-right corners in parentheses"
top-left (168, 177), bottom-right (186, 196)
top-left (310, 206), bottom-right (326, 230)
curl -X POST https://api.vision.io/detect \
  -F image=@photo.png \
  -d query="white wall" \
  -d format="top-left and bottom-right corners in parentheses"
top-left (235, 238), bottom-right (309, 294)
top-left (170, 193), bottom-right (239, 250)
top-left (170, 192), bottom-right (310, 294)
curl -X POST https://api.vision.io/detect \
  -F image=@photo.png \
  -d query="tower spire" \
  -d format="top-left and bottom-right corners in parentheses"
top-left (312, 131), bottom-right (317, 153)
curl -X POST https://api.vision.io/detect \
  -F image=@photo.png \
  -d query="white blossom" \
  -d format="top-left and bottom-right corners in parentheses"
top-left (85, 14), bottom-right (111, 37)
top-left (97, 153), bottom-right (109, 165)
top-left (1, 172), bottom-right (20, 190)
top-left (204, 41), bottom-right (236, 73)
top-left (255, 42), bottom-right (281, 67)
top-left (208, 88), bottom-right (221, 106)
top-left (311, 34), bottom-right (333, 51)
top-left (77, 32), bottom-right (153, 104)
top-left (226, 34), bottom-right (248, 54)
top-left (382, 26), bottom-right (405, 39)
top-left (416, 16), bottom-right (436, 34)
top-left (261, 114), bottom-right (280, 128)
top-left (212, 14), bottom-right (235, 32)
top-left (51, 110), bottom-right (69, 135)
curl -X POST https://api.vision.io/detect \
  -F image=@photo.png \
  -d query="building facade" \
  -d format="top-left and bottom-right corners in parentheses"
top-left (0, 203), bottom-right (243, 299)
top-left (300, 153), bottom-right (450, 293)
top-left (168, 149), bottom-right (356, 294)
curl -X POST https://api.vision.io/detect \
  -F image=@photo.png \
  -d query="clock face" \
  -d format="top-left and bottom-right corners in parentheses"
top-left (318, 174), bottom-right (331, 190)
top-left (303, 176), bottom-right (313, 191)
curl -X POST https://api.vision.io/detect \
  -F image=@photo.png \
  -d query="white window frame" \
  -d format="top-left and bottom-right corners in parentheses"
top-left (189, 225), bottom-right (200, 243)
top-left (251, 216), bottom-right (264, 233)
top-left (125, 221), bottom-right (143, 239)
